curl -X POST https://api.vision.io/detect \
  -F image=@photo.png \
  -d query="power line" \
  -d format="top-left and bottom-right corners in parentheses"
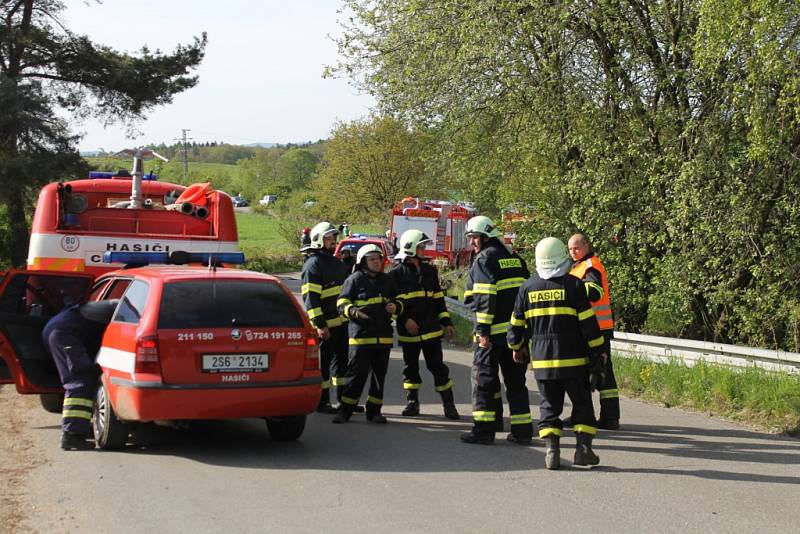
top-left (173, 129), bottom-right (193, 181)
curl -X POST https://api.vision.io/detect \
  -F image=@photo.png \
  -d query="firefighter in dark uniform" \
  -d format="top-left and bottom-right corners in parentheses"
top-left (333, 244), bottom-right (403, 424)
top-left (507, 237), bottom-right (606, 469)
top-left (301, 221), bottom-right (352, 413)
top-left (389, 229), bottom-right (460, 420)
top-left (42, 299), bottom-right (119, 450)
top-left (460, 216), bottom-right (534, 445)
top-left (567, 233), bottom-right (619, 429)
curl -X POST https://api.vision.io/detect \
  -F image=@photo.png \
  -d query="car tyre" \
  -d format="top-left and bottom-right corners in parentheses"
top-left (93, 380), bottom-right (129, 450)
top-left (39, 392), bottom-right (64, 414)
top-left (266, 415), bottom-right (306, 441)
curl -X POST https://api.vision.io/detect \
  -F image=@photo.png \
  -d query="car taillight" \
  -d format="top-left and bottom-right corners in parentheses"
top-left (135, 335), bottom-right (161, 374)
top-left (303, 336), bottom-right (319, 371)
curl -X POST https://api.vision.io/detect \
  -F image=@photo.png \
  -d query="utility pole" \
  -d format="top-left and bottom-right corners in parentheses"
top-left (173, 129), bottom-right (192, 182)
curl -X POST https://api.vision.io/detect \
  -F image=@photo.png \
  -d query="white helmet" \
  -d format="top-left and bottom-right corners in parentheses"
top-left (465, 215), bottom-right (502, 239)
top-left (535, 237), bottom-right (569, 269)
top-left (357, 244), bottom-right (384, 265)
top-left (395, 229), bottom-right (432, 260)
top-left (303, 221), bottom-right (338, 251)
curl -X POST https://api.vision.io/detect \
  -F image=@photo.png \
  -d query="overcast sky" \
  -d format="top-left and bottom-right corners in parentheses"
top-left (62, 0), bottom-right (375, 152)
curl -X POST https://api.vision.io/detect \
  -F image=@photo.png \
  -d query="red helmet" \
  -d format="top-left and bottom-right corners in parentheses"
top-left (302, 227), bottom-right (311, 234)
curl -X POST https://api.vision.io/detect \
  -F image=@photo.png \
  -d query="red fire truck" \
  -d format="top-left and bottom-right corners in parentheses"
top-left (388, 197), bottom-right (476, 267)
top-left (27, 149), bottom-right (241, 276)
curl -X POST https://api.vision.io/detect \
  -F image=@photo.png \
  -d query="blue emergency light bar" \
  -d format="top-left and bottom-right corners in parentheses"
top-left (103, 251), bottom-right (246, 266)
top-left (88, 171), bottom-right (158, 180)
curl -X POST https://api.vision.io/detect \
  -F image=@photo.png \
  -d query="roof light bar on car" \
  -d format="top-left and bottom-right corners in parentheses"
top-left (103, 251), bottom-right (246, 266)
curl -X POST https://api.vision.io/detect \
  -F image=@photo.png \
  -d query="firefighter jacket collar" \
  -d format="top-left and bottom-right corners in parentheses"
top-left (536, 258), bottom-right (572, 280)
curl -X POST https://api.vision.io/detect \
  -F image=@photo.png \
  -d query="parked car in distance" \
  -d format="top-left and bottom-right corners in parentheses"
top-left (259, 194), bottom-right (277, 206)
top-left (231, 196), bottom-right (249, 207)
top-left (0, 252), bottom-right (322, 449)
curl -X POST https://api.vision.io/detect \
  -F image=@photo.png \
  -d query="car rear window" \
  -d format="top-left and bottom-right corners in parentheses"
top-left (158, 280), bottom-right (303, 329)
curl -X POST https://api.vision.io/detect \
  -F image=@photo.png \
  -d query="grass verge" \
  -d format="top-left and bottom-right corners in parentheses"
top-left (614, 355), bottom-right (800, 436)
top-left (245, 254), bottom-right (304, 275)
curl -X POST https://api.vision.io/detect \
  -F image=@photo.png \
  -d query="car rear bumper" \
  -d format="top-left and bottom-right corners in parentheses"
top-left (107, 375), bottom-right (322, 421)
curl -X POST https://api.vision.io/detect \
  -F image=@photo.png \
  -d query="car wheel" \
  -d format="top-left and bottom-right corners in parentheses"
top-left (39, 393), bottom-right (64, 414)
top-left (265, 415), bottom-right (306, 441)
top-left (93, 380), bottom-right (129, 450)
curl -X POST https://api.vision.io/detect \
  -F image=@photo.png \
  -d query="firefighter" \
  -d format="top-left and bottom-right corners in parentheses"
top-left (507, 237), bottom-right (606, 469)
top-left (301, 221), bottom-right (353, 414)
top-left (460, 216), bottom-right (534, 445)
top-left (42, 299), bottom-right (119, 450)
top-left (389, 229), bottom-right (460, 420)
top-left (334, 245), bottom-right (403, 424)
top-left (567, 233), bottom-right (619, 430)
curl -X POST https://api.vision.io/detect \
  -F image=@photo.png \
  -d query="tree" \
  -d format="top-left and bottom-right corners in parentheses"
top-left (312, 116), bottom-right (443, 223)
top-left (276, 148), bottom-right (318, 192)
top-left (0, 0), bottom-right (206, 265)
top-left (332, 1), bottom-right (800, 350)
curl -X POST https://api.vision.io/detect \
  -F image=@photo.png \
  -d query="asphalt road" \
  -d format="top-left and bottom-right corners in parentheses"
top-left (9, 275), bottom-right (800, 533)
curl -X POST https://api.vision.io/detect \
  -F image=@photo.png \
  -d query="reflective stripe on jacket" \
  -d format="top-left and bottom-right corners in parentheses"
top-left (389, 260), bottom-right (452, 344)
top-left (507, 273), bottom-right (604, 380)
top-left (464, 239), bottom-right (530, 338)
top-left (301, 250), bottom-right (350, 329)
top-left (337, 268), bottom-right (402, 347)
top-left (569, 254), bottom-right (613, 331)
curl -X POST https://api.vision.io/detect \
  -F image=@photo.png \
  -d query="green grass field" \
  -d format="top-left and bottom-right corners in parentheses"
top-left (236, 211), bottom-right (386, 264)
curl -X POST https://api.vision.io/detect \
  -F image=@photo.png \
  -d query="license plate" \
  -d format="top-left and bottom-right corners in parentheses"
top-left (202, 354), bottom-right (268, 373)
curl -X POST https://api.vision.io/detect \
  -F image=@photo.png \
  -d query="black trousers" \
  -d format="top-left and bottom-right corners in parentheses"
top-left (340, 345), bottom-right (391, 414)
top-left (536, 375), bottom-right (597, 437)
top-left (45, 328), bottom-right (97, 436)
top-left (596, 332), bottom-right (620, 421)
top-left (471, 337), bottom-right (532, 438)
top-left (319, 325), bottom-right (349, 396)
top-left (401, 340), bottom-right (452, 391)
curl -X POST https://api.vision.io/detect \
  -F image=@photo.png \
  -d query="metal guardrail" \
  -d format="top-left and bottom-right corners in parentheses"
top-left (444, 296), bottom-right (800, 373)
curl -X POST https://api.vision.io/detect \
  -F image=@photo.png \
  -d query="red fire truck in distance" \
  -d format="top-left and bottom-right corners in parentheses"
top-left (388, 197), bottom-right (476, 268)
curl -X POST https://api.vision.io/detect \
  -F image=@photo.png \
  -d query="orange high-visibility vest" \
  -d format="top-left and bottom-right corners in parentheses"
top-left (570, 255), bottom-right (614, 331)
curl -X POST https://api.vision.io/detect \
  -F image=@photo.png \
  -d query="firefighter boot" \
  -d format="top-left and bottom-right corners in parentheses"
top-left (460, 424), bottom-right (495, 445)
top-left (61, 431), bottom-right (94, 451)
top-left (366, 404), bottom-right (388, 424)
top-left (332, 404), bottom-right (354, 424)
top-left (401, 389), bottom-right (420, 416)
top-left (440, 389), bottom-right (461, 420)
top-left (573, 432), bottom-right (600, 466)
top-left (316, 388), bottom-right (338, 414)
top-left (336, 385), bottom-right (364, 414)
top-left (544, 435), bottom-right (561, 470)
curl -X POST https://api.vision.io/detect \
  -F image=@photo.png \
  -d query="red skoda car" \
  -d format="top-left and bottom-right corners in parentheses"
top-left (0, 253), bottom-right (321, 449)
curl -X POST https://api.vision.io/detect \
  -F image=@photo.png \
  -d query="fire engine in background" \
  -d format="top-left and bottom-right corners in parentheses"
top-left (27, 148), bottom-right (241, 276)
top-left (388, 197), bottom-right (476, 268)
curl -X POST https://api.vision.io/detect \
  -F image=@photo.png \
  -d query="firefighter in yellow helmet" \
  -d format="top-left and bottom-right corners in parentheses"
top-left (334, 244), bottom-right (403, 424)
top-left (300, 222), bottom-right (353, 413)
top-left (460, 216), bottom-right (533, 445)
top-left (507, 237), bottom-right (606, 469)
top-left (389, 229), bottom-right (460, 419)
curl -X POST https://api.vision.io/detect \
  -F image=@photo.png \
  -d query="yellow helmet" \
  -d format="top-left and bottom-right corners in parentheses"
top-left (356, 243), bottom-right (384, 265)
top-left (305, 221), bottom-right (339, 251)
top-left (465, 215), bottom-right (501, 239)
top-left (396, 229), bottom-right (432, 260)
